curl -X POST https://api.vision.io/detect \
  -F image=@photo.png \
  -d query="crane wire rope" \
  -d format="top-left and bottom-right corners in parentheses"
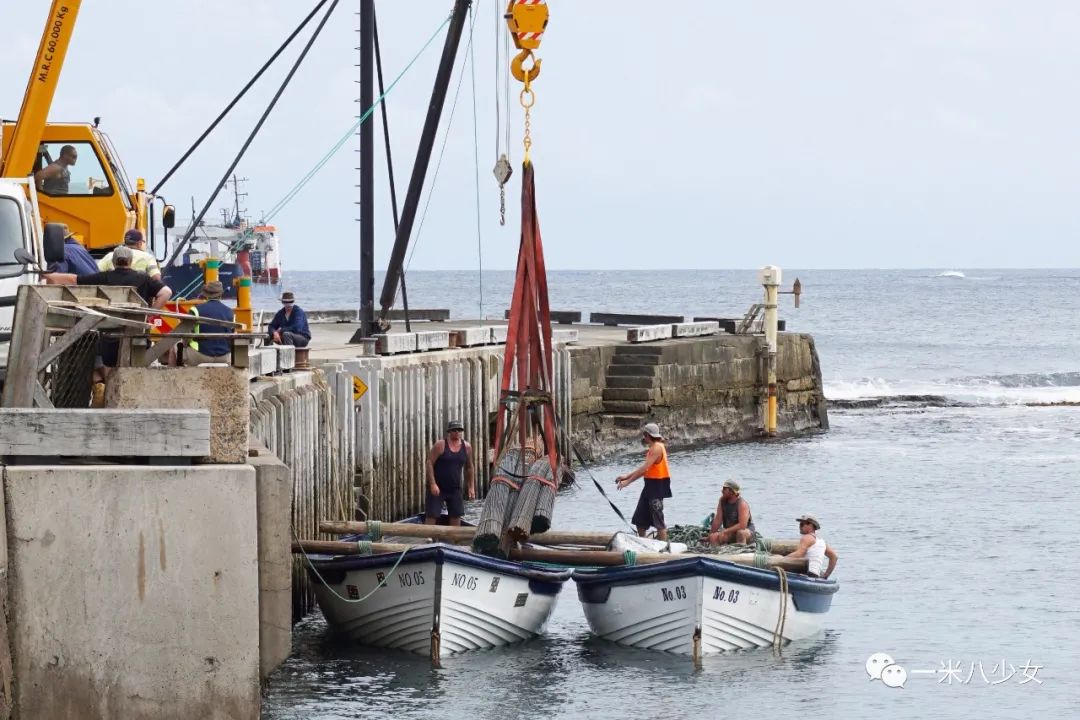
top-left (469, 3), bottom-right (484, 320)
top-left (261, 12), bottom-right (454, 223)
top-left (400, 3), bottom-right (479, 279)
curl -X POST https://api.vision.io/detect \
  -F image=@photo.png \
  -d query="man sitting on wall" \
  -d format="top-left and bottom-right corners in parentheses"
top-left (268, 291), bottom-right (310, 348)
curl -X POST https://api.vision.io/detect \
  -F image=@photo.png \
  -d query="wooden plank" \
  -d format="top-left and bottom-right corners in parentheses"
top-left (505, 309), bottom-right (581, 324)
top-left (1, 287), bottom-right (49, 408)
top-left (32, 382), bottom-right (54, 409)
top-left (671, 321), bottom-right (720, 338)
top-left (590, 312), bottom-right (684, 327)
top-left (144, 318), bottom-right (196, 365)
top-left (0, 409), bottom-right (211, 457)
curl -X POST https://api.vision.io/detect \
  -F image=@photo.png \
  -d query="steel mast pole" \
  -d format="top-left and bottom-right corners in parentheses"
top-left (355, 0), bottom-right (377, 339)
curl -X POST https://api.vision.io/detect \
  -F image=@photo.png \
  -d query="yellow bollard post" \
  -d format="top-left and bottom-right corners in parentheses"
top-left (235, 276), bottom-right (253, 331)
top-left (759, 266), bottom-right (782, 436)
top-left (204, 258), bottom-right (221, 284)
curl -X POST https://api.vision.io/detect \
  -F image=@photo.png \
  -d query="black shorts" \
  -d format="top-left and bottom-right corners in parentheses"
top-left (631, 490), bottom-right (666, 530)
top-left (425, 485), bottom-right (464, 518)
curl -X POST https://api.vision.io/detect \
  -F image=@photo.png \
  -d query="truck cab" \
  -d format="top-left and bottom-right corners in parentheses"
top-left (0, 178), bottom-right (64, 369)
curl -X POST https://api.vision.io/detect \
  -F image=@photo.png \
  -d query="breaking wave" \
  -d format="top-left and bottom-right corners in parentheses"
top-left (826, 371), bottom-right (1080, 408)
top-left (936, 270), bottom-right (966, 278)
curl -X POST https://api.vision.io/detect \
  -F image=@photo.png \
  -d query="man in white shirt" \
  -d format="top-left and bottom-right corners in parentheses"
top-left (787, 514), bottom-right (838, 579)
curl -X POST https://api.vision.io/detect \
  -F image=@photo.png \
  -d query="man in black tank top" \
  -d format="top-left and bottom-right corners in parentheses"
top-left (424, 420), bottom-right (475, 526)
top-left (708, 479), bottom-right (756, 545)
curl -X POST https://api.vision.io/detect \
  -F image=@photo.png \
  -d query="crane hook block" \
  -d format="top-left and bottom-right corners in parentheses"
top-left (511, 49), bottom-right (542, 83)
top-left (505, 0), bottom-right (549, 51)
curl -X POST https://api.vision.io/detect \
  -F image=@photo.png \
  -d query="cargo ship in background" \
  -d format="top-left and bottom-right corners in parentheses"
top-left (163, 175), bottom-right (283, 299)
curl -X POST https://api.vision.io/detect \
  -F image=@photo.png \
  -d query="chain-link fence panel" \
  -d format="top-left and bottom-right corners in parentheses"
top-left (43, 330), bottom-right (100, 408)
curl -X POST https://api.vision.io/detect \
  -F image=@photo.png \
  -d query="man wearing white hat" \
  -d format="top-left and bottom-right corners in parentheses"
top-left (786, 514), bottom-right (838, 579)
top-left (616, 422), bottom-right (672, 541)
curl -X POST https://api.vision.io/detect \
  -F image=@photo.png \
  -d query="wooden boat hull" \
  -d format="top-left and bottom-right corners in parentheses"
top-left (306, 543), bottom-right (571, 657)
top-left (573, 556), bottom-right (838, 655)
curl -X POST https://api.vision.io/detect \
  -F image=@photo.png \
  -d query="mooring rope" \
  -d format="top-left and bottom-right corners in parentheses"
top-left (367, 520), bottom-right (383, 542)
top-left (622, 549), bottom-right (637, 566)
top-left (292, 526), bottom-right (410, 605)
top-left (772, 567), bottom-right (789, 651)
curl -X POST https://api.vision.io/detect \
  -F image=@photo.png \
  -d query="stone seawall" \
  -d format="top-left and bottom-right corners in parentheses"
top-left (569, 332), bottom-right (828, 459)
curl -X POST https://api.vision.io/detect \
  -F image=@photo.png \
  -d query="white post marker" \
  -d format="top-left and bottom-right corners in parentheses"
top-left (759, 265), bottom-right (781, 435)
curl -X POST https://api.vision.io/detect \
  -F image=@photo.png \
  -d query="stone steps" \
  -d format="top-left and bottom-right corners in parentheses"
top-left (609, 353), bottom-right (663, 366)
top-left (602, 413), bottom-right (647, 430)
top-left (605, 375), bottom-right (657, 389)
top-left (601, 400), bottom-right (653, 414)
top-left (606, 364), bottom-right (658, 377)
top-left (602, 387), bottom-right (658, 402)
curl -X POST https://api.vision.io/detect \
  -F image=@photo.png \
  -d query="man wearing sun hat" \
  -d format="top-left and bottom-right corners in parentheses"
top-left (786, 513), bottom-right (838, 579)
top-left (182, 280), bottom-right (235, 366)
top-left (268, 291), bottom-right (311, 347)
top-left (616, 422), bottom-right (673, 541)
top-left (708, 479), bottom-right (757, 546)
top-left (424, 419), bottom-right (475, 526)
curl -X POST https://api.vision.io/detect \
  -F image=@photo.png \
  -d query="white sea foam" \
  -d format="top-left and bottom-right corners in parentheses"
top-left (936, 270), bottom-right (966, 278)
top-left (825, 373), bottom-right (1080, 406)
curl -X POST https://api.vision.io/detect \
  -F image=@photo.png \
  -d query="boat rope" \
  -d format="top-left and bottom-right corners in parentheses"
top-left (772, 567), bottom-right (789, 651)
top-left (622, 550), bottom-right (637, 566)
top-left (261, 12), bottom-right (454, 224)
top-left (754, 548), bottom-right (770, 568)
top-left (356, 540), bottom-right (373, 555)
top-left (367, 520), bottom-right (383, 541)
top-left (468, 2), bottom-right (484, 320)
top-left (401, 4), bottom-right (479, 279)
top-left (291, 526), bottom-right (411, 605)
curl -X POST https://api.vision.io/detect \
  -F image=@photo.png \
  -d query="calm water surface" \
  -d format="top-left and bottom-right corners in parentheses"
top-left (262, 269), bottom-right (1079, 719)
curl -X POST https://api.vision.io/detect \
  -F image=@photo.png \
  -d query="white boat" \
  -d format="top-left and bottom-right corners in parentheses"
top-left (573, 556), bottom-right (838, 655)
top-left (305, 542), bottom-right (572, 658)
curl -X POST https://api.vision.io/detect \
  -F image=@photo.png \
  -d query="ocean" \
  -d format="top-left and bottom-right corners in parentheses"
top-left (260, 269), bottom-right (1079, 719)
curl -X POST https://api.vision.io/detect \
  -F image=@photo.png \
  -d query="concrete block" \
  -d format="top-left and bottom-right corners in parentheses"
top-left (552, 329), bottom-right (579, 345)
top-left (4, 464), bottom-right (260, 720)
top-left (275, 345), bottom-right (296, 371)
top-left (450, 327), bottom-right (490, 347)
top-left (672, 321), bottom-right (720, 338)
top-left (414, 330), bottom-right (450, 352)
top-left (626, 324), bottom-right (673, 343)
top-left (374, 333), bottom-right (416, 355)
top-left (248, 445), bottom-right (293, 680)
top-left (105, 367), bottom-right (249, 464)
top-left (247, 348), bottom-right (278, 378)
top-left (489, 325), bottom-right (508, 344)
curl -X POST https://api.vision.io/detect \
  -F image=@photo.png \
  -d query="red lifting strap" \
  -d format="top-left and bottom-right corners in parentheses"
top-left (493, 162), bottom-right (560, 477)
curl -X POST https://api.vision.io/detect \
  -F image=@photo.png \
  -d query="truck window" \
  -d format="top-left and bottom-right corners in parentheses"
top-left (34, 141), bottom-right (114, 197)
top-left (0, 197), bottom-right (26, 279)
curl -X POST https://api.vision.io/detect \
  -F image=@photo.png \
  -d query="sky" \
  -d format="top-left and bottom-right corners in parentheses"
top-left (3, 1), bottom-right (1080, 271)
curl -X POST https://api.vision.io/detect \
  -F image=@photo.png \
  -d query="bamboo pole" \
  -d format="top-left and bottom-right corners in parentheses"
top-left (292, 540), bottom-right (808, 572)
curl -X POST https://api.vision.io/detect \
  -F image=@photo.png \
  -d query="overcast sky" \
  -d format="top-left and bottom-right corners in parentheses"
top-left (4, 1), bottom-right (1079, 270)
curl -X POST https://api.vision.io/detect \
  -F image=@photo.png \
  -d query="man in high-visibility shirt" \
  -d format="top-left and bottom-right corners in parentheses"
top-left (616, 422), bottom-right (673, 541)
top-left (97, 229), bottom-right (161, 278)
top-left (182, 281), bottom-right (235, 366)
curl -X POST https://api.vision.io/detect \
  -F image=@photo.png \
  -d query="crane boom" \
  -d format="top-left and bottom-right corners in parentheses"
top-left (0, 0), bottom-right (82, 178)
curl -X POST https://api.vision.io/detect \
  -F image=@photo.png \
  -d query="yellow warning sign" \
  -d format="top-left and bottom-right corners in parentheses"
top-left (352, 375), bottom-right (368, 401)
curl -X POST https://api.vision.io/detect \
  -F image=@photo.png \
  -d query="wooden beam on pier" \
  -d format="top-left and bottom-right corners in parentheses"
top-left (292, 539), bottom-right (808, 571)
top-left (0, 409), bottom-right (211, 457)
top-left (316, 520), bottom-right (800, 554)
top-left (590, 312), bottom-right (684, 327)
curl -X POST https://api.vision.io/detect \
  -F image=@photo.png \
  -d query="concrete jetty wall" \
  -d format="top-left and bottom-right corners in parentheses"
top-left (569, 332), bottom-right (827, 459)
top-left (3, 464), bottom-right (261, 720)
top-left (249, 366), bottom-right (356, 619)
top-left (350, 345), bottom-right (573, 523)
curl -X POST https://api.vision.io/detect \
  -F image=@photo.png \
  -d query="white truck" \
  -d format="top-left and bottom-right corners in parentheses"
top-left (0, 177), bottom-right (65, 372)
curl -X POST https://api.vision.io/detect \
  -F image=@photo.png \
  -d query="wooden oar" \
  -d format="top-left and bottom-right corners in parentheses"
top-left (316, 520), bottom-right (800, 554)
top-left (292, 540), bottom-right (808, 572)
